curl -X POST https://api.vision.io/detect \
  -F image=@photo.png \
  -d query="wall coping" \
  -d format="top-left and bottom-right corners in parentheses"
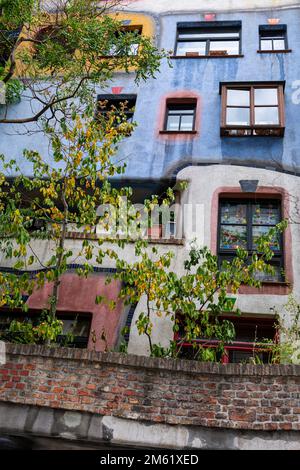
top-left (4, 343), bottom-right (300, 377)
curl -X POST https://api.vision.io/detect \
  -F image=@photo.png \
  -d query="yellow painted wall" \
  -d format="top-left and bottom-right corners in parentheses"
top-left (14, 11), bottom-right (156, 78)
top-left (108, 11), bottom-right (155, 39)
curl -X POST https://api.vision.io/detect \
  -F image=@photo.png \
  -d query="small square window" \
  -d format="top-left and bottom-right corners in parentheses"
top-left (108, 26), bottom-right (142, 56)
top-left (164, 101), bottom-right (196, 132)
top-left (96, 94), bottom-right (137, 123)
top-left (259, 25), bottom-right (288, 52)
top-left (220, 82), bottom-right (285, 137)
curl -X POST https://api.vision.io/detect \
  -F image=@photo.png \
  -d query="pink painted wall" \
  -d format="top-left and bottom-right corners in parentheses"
top-left (27, 273), bottom-right (125, 351)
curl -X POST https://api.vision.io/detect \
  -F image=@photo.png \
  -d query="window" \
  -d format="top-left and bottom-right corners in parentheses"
top-left (57, 313), bottom-right (91, 348)
top-left (175, 21), bottom-right (241, 57)
top-left (34, 25), bottom-right (76, 59)
top-left (164, 100), bottom-right (196, 132)
top-left (225, 316), bottom-right (276, 363)
top-left (108, 26), bottom-right (142, 56)
top-left (0, 311), bottom-right (91, 348)
top-left (218, 199), bottom-right (284, 282)
top-left (0, 29), bottom-right (20, 66)
top-left (96, 94), bottom-right (137, 123)
top-left (176, 315), bottom-right (276, 364)
top-left (259, 25), bottom-right (288, 52)
top-left (220, 82), bottom-right (285, 136)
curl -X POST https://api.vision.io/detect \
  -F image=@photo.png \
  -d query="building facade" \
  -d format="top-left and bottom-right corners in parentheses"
top-left (0, 0), bottom-right (300, 358)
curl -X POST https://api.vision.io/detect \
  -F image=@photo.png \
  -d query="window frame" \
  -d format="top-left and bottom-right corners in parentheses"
top-left (0, 309), bottom-right (92, 348)
top-left (96, 94), bottom-right (137, 123)
top-left (107, 25), bottom-right (143, 57)
top-left (175, 21), bottom-right (242, 57)
top-left (163, 99), bottom-right (197, 133)
top-left (258, 25), bottom-right (290, 53)
top-left (220, 82), bottom-right (285, 137)
top-left (217, 197), bottom-right (284, 283)
top-left (174, 315), bottom-right (277, 364)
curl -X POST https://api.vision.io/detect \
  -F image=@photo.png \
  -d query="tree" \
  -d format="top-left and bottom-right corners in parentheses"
top-left (0, 105), bottom-right (177, 344)
top-left (113, 222), bottom-right (287, 360)
top-left (0, 0), bottom-right (171, 344)
top-left (0, 0), bottom-right (168, 125)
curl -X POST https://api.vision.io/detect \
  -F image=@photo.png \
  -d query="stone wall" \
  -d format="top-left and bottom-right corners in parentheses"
top-left (1, 344), bottom-right (300, 433)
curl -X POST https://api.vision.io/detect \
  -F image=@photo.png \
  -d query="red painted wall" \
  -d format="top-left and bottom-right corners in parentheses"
top-left (27, 273), bottom-right (125, 351)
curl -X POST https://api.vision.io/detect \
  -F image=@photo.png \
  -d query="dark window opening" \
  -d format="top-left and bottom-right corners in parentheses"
top-left (218, 199), bottom-right (284, 282)
top-left (108, 26), bottom-right (142, 56)
top-left (176, 315), bottom-right (276, 364)
top-left (0, 310), bottom-right (91, 348)
top-left (56, 313), bottom-right (91, 348)
top-left (164, 100), bottom-right (196, 132)
top-left (259, 25), bottom-right (288, 52)
top-left (33, 25), bottom-right (76, 58)
top-left (175, 21), bottom-right (241, 57)
top-left (220, 82), bottom-right (285, 136)
top-left (0, 29), bottom-right (20, 66)
top-left (96, 94), bottom-right (137, 123)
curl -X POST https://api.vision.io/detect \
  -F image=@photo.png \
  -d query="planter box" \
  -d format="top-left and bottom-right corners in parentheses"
top-left (185, 52), bottom-right (199, 57)
top-left (209, 50), bottom-right (228, 56)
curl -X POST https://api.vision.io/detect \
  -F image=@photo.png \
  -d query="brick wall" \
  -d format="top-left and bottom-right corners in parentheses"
top-left (1, 344), bottom-right (300, 431)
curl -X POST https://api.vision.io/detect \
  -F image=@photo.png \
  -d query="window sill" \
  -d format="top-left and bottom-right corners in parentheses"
top-left (257, 49), bottom-right (292, 54)
top-left (238, 282), bottom-right (291, 295)
top-left (66, 231), bottom-right (185, 245)
top-left (220, 127), bottom-right (285, 137)
top-left (159, 130), bottom-right (197, 135)
top-left (171, 54), bottom-right (244, 59)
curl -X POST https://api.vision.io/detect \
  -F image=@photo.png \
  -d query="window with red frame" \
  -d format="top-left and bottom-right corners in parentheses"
top-left (175, 315), bottom-right (277, 364)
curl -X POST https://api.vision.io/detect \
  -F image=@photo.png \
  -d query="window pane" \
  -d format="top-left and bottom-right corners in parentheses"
top-left (221, 203), bottom-right (247, 224)
top-left (273, 39), bottom-right (285, 50)
top-left (180, 114), bottom-right (194, 131)
top-left (226, 107), bottom-right (250, 125)
top-left (252, 226), bottom-right (281, 251)
top-left (176, 41), bottom-right (206, 55)
top-left (210, 40), bottom-right (239, 55)
top-left (220, 225), bottom-right (247, 250)
top-left (169, 108), bottom-right (194, 115)
top-left (261, 39), bottom-right (273, 50)
top-left (252, 204), bottom-right (280, 225)
top-left (62, 318), bottom-right (90, 337)
top-left (167, 115), bottom-right (180, 131)
top-left (254, 263), bottom-right (283, 282)
top-left (254, 88), bottom-right (278, 105)
top-left (227, 89), bottom-right (250, 106)
top-left (253, 264), bottom-right (282, 282)
top-left (128, 43), bottom-right (139, 55)
top-left (178, 31), bottom-right (239, 39)
top-left (255, 107), bottom-right (279, 125)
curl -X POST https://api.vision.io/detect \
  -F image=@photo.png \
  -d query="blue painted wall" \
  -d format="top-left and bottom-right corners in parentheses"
top-left (1, 8), bottom-right (300, 179)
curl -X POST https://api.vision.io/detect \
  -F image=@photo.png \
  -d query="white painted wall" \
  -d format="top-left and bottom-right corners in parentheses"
top-left (1, 164), bottom-right (299, 356)
top-left (121, 0), bottom-right (300, 14)
top-left (128, 165), bottom-right (300, 355)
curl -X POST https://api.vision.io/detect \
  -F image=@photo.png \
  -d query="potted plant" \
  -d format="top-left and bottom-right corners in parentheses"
top-left (185, 51), bottom-right (199, 57)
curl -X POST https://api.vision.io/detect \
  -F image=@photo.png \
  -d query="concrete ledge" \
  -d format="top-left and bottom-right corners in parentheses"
top-left (1, 402), bottom-right (300, 450)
